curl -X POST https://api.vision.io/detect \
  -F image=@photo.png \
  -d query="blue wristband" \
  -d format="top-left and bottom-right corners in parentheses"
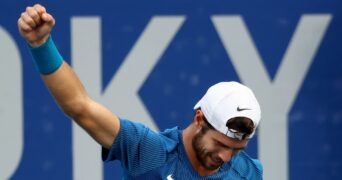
top-left (29, 36), bottom-right (63, 75)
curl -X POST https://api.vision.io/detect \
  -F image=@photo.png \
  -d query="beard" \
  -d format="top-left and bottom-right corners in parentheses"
top-left (192, 127), bottom-right (224, 170)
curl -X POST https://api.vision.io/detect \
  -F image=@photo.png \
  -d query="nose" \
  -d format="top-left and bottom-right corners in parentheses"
top-left (218, 149), bottom-right (234, 162)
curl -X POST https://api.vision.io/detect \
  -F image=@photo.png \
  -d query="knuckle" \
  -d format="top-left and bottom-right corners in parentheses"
top-left (26, 10), bottom-right (40, 22)
top-left (26, 18), bottom-right (35, 26)
top-left (34, 3), bottom-right (42, 8)
top-left (34, 4), bottom-right (45, 13)
top-left (30, 11), bottom-right (39, 19)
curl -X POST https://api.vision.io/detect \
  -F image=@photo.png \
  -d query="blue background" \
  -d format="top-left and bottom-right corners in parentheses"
top-left (1, 0), bottom-right (341, 179)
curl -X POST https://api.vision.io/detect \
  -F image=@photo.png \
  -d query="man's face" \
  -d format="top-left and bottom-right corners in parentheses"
top-left (192, 122), bottom-right (248, 170)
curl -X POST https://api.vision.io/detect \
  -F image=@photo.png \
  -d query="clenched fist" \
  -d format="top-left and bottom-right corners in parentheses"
top-left (18, 4), bottom-right (55, 47)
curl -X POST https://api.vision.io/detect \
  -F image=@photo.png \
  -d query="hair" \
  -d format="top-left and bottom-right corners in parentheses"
top-left (201, 114), bottom-right (214, 130)
top-left (226, 117), bottom-right (254, 140)
top-left (197, 108), bottom-right (254, 140)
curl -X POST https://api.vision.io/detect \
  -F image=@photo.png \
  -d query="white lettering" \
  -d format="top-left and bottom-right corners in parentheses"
top-left (71, 17), bottom-right (103, 180)
top-left (71, 16), bottom-right (185, 180)
top-left (212, 14), bottom-right (332, 180)
top-left (0, 27), bottom-right (23, 179)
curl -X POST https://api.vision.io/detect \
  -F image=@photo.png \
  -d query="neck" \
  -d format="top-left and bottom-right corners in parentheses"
top-left (182, 125), bottom-right (218, 176)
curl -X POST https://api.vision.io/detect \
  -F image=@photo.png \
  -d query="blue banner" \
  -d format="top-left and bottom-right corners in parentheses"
top-left (0, 0), bottom-right (341, 179)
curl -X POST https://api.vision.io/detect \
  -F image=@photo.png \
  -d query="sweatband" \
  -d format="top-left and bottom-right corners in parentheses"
top-left (29, 36), bottom-right (63, 75)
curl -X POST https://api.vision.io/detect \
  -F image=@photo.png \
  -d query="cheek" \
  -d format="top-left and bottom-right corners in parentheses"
top-left (200, 137), bottom-right (218, 151)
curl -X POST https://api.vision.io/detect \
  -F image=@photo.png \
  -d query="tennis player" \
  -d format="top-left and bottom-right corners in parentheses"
top-left (18, 4), bottom-right (263, 179)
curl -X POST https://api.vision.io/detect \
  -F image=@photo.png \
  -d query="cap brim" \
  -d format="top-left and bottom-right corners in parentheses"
top-left (193, 100), bottom-right (201, 110)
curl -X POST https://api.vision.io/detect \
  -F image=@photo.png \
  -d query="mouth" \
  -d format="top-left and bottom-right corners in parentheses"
top-left (208, 156), bottom-right (223, 168)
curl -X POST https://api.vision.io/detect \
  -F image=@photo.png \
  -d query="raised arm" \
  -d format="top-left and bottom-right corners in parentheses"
top-left (18, 4), bottom-right (120, 149)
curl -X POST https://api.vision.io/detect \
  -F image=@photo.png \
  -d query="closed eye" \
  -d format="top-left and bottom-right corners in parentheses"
top-left (214, 139), bottom-right (245, 151)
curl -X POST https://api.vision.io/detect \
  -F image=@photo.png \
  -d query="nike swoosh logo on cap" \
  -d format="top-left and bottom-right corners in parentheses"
top-left (167, 174), bottom-right (174, 180)
top-left (237, 106), bottom-right (251, 111)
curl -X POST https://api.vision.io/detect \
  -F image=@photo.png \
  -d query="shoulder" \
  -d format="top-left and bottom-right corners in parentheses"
top-left (230, 151), bottom-right (263, 179)
top-left (118, 119), bottom-right (180, 148)
top-left (113, 119), bottom-right (181, 175)
top-left (103, 119), bottom-right (181, 171)
top-left (110, 119), bottom-right (180, 152)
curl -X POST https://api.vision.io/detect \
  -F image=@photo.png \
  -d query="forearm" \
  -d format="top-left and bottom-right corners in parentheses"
top-left (28, 35), bottom-right (88, 117)
top-left (42, 61), bottom-right (89, 118)
top-left (40, 54), bottom-right (119, 148)
top-left (38, 44), bottom-right (119, 148)
top-left (35, 44), bottom-right (119, 147)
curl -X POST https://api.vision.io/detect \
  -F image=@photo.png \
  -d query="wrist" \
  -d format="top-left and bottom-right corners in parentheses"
top-left (28, 36), bottom-right (50, 48)
top-left (29, 36), bottom-right (63, 75)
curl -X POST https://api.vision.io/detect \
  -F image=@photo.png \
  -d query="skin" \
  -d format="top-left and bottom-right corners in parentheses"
top-left (18, 4), bottom-right (248, 176)
top-left (183, 110), bottom-right (248, 176)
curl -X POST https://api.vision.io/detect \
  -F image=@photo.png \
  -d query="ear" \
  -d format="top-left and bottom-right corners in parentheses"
top-left (194, 109), bottom-right (204, 126)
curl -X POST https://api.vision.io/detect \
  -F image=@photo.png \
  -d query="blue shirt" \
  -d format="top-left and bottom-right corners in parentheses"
top-left (102, 119), bottom-right (263, 179)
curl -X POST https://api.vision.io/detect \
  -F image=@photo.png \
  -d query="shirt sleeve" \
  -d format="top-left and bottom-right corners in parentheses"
top-left (231, 151), bottom-right (263, 179)
top-left (102, 118), bottom-right (172, 176)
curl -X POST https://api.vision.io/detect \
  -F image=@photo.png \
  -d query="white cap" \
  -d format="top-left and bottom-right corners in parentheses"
top-left (194, 81), bottom-right (261, 140)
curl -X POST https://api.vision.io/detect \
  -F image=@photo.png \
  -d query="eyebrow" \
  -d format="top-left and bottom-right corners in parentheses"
top-left (214, 139), bottom-right (246, 151)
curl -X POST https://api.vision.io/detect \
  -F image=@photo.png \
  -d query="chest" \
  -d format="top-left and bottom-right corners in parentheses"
top-left (128, 156), bottom-right (237, 180)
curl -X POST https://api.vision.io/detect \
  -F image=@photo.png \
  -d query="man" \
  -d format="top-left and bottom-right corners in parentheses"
top-left (18, 4), bottom-right (263, 179)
